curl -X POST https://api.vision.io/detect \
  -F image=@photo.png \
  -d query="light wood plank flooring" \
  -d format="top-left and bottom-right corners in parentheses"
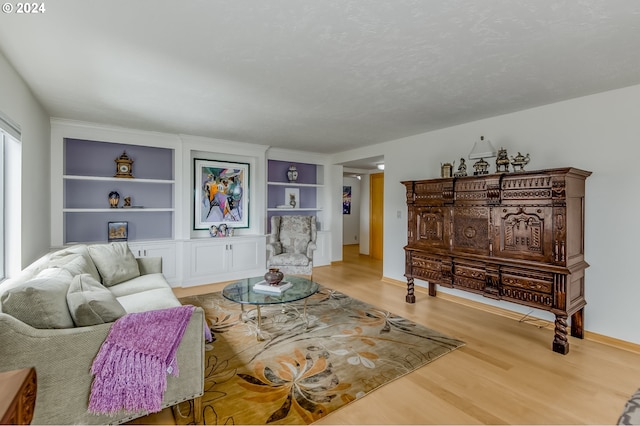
top-left (134, 245), bottom-right (639, 425)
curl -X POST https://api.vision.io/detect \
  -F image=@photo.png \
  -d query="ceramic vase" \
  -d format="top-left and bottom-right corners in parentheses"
top-left (264, 268), bottom-right (284, 286)
top-left (287, 164), bottom-right (298, 182)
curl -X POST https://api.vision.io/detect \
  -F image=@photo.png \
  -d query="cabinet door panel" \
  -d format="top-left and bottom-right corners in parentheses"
top-left (451, 206), bottom-right (490, 255)
top-left (412, 207), bottom-right (450, 250)
top-left (493, 206), bottom-right (553, 262)
top-left (143, 244), bottom-right (177, 281)
top-left (229, 240), bottom-right (261, 272)
top-left (191, 242), bottom-right (227, 276)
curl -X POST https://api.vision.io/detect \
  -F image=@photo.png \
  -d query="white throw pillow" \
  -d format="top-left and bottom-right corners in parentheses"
top-left (88, 242), bottom-right (140, 287)
top-left (67, 274), bottom-right (127, 326)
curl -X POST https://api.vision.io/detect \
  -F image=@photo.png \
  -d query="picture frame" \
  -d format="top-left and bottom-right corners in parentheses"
top-left (108, 221), bottom-right (128, 242)
top-left (343, 185), bottom-right (352, 214)
top-left (284, 187), bottom-right (300, 209)
top-left (194, 158), bottom-right (249, 230)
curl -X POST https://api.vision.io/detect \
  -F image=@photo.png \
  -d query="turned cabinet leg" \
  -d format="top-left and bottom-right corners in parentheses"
top-left (571, 308), bottom-right (584, 339)
top-left (428, 282), bottom-right (437, 297)
top-left (553, 314), bottom-right (570, 355)
top-left (406, 278), bottom-right (416, 303)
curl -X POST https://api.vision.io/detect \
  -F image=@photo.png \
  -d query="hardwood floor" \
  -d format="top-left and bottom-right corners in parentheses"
top-left (135, 245), bottom-right (639, 425)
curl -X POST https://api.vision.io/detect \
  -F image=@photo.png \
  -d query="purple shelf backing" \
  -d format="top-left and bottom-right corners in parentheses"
top-left (65, 138), bottom-right (173, 180)
top-left (268, 160), bottom-right (317, 184)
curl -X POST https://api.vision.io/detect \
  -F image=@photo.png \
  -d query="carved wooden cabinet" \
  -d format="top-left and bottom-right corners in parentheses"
top-left (0, 368), bottom-right (37, 425)
top-left (402, 168), bottom-right (591, 354)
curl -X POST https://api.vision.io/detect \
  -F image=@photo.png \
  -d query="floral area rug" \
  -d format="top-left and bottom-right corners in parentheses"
top-left (174, 287), bottom-right (464, 425)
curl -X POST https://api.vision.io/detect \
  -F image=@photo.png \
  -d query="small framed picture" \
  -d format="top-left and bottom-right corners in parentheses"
top-left (108, 221), bottom-right (128, 242)
top-left (285, 187), bottom-right (300, 208)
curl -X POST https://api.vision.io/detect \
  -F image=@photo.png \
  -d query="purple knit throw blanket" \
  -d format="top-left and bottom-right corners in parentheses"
top-left (88, 305), bottom-right (195, 415)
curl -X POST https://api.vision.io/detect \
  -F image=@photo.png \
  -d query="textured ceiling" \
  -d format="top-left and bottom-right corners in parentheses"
top-left (1, 0), bottom-right (640, 154)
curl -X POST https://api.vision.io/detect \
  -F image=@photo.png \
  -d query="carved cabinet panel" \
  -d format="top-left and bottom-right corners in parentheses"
top-left (402, 167), bottom-right (591, 355)
top-left (493, 206), bottom-right (554, 263)
top-left (412, 207), bottom-right (451, 249)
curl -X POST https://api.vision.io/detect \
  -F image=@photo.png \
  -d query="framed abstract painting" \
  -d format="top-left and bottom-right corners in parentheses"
top-left (194, 158), bottom-right (249, 230)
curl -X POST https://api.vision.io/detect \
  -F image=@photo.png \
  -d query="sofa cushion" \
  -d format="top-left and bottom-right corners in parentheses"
top-left (49, 245), bottom-right (102, 282)
top-left (268, 252), bottom-right (311, 266)
top-left (88, 242), bottom-right (140, 287)
top-left (0, 268), bottom-right (75, 328)
top-left (116, 288), bottom-right (181, 313)
top-left (67, 274), bottom-right (127, 327)
top-left (108, 273), bottom-right (170, 298)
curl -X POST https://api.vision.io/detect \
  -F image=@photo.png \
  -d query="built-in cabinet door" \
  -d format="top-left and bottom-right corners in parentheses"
top-left (189, 240), bottom-right (228, 279)
top-left (227, 239), bottom-right (262, 272)
top-left (184, 237), bottom-right (266, 287)
top-left (128, 241), bottom-right (177, 284)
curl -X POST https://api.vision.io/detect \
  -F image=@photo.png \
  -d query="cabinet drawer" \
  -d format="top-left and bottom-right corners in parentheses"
top-left (411, 255), bottom-right (441, 271)
top-left (409, 254), bottom-right (449, 284)
top-left (453, 262), bottom-right (485, 293)
top-left (501, 286), bottom-right (553, 308)
top-left (500, 268), bottom-right (553, 294)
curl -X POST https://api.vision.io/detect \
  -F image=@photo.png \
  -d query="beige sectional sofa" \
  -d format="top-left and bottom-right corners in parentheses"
top-left (0, 243), bottom-right (204, 425)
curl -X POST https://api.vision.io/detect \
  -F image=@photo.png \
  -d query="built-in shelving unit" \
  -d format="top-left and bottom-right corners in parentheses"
top-left (62, 138), bottom-right (175, 243)
top-left (266, 159), bottom-right (325, 231)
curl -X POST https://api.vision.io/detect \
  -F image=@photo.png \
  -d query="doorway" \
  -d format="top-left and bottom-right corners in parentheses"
top-left (369, 172), bottom-right (384, 260)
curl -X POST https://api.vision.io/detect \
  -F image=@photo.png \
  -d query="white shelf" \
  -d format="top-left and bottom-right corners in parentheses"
top-left (63, 208), bottom-right (175, 213)
top-left (64, 175), bottom-right (174, 184)
top-left (267, 208), bottom-right (323, 212)
top-left (267, 181), bottom-right (324, 188)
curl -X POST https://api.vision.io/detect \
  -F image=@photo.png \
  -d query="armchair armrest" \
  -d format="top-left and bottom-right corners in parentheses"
top-left (306, 242), bottom-right (317, 259)
top-left (266, 242), bottom-right (283, 257)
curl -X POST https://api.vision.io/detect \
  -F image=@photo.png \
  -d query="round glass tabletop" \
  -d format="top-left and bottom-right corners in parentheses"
top-left (222, 275), bottom-right (319, 305)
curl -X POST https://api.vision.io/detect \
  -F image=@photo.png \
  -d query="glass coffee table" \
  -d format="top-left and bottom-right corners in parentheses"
top-left (222, 275), bottom-right (319, 340)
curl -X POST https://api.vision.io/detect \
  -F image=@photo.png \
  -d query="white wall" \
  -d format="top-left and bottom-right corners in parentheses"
top-left (333, 83), bottom-right (640, 345)
top-left (342, 176), bottom-right (361, 245)
top-left (0, 52), bottom-right (50, 270)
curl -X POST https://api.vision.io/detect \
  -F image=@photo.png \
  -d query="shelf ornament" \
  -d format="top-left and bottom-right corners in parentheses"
top-left (115, 151), bottom-right (134, 178)
top-left (287, 164), bottom-right (298, 182)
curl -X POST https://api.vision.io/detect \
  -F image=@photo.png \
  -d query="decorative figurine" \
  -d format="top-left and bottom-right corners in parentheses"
top-left (123, 196), bottom-right (132, 207)
top-left (108, 191), bottom-right (120, 208)
top-left (473, 158), bottom-right (490, 175)
top-left (114, 151), bottom-right (134, 178)
top-left (453, 158), bottom-right (467, 177)
top-left (287, 164), bottom-right (298, 182)
top-left (441, 161), bottom-right (454, 178)
top-left (289, 192), bottom-right (297, 208)
top-left (510, 152), bottom-right (530, 172)
top-left (496, 148), bottom-right (510, 172)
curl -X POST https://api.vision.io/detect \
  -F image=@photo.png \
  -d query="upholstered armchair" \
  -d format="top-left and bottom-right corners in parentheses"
top-left (266, 215), bottom-right (317, 278)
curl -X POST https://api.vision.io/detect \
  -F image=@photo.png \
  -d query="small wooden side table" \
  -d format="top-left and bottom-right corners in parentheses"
top-left (0, 368), bottom-right (37, 425)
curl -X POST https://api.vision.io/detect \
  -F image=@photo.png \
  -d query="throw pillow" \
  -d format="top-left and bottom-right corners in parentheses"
top-left (67, 274), bottom-right (127, 326)
top-left (48, 245), bottom-right (102, 282)
top-left (0, 268), bottom-right (75, 328)
top-left (88, 242), bottom-right (140, 287)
